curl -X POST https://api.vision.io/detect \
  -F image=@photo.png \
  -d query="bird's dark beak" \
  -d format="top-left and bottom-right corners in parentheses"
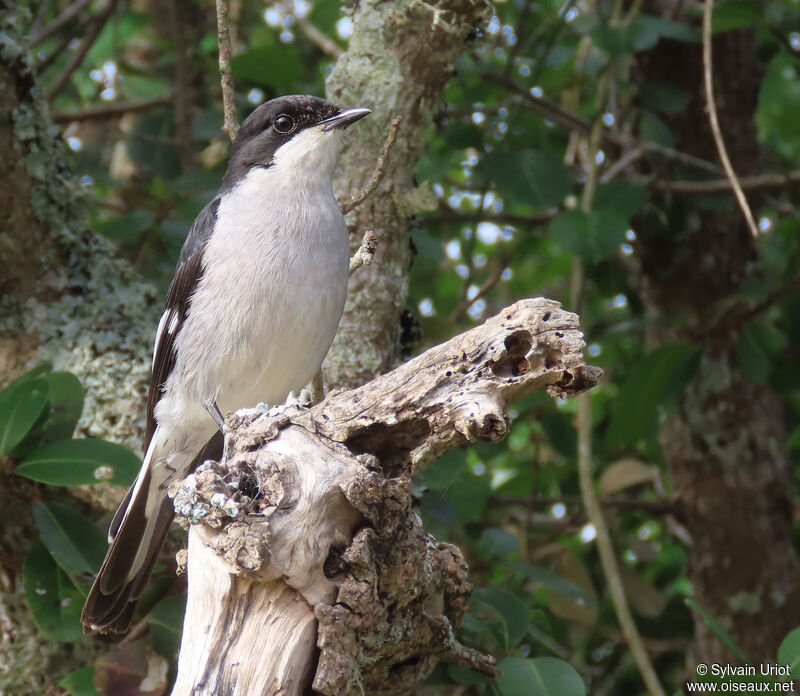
top-left (320, 107), bottom-right (372, 132)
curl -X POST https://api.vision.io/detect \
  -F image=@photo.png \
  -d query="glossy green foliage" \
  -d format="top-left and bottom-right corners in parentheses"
top-left (0, 367), bottom-right (141, 645)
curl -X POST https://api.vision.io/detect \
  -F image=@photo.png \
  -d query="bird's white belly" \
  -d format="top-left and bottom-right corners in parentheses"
top-left (158, 168), bottom-right (348, 433)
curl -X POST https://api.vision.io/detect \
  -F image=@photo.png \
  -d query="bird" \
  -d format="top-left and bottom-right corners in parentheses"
top-left (81, 95), bottom-right (371, 633)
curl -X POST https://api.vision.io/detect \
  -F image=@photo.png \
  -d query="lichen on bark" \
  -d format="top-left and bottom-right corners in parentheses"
top-left (0, 5), bottom-right (156, 693)
top-left (324, 0), bottom-right (492, 389)
top-left (0, 4), bottom-right (156, 452)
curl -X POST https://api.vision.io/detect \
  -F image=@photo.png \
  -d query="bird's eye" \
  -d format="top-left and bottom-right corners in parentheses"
top-left (273, 115), bottom-right (295, 134)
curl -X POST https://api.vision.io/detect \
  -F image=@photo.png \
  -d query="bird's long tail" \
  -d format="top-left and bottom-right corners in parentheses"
top-left (81, 430), bottom-right (223, 634)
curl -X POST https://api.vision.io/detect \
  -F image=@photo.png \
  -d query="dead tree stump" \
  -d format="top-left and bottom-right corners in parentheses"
top-left (168, 297), bottom-right (600, 696)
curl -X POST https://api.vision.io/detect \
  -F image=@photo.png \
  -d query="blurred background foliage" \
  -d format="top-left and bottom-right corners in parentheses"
top-left (7, 0), bottom-right (800, 694)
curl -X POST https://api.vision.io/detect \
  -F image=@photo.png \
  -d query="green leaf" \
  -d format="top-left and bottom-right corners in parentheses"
top-left (95, 210), bottom-right (154, 243)
top-left (605, 343), bottom-right (701, 447)
top-left (638, 81), bottom-right (691, 115)
top-left (511, 561), bottom-right (597, 608)
top-left (685, 597), bottom-right (750, 664)
top-left (635, 15), bottom-right (700, 43)
top-left (496, 656), bottom-right (586, 696)
top-left (86, 10), bottom-right (150, 64)
top-left (148, 593), bottom-right (186, 658)
top-left (480, 150), bottom-right (572, 209)
top-left (471, 587), bottom-right (530, 648)
top-left (24, 541), bottom-right (84, 641)
top-left (737, 324), bottom-right (772, 384)
top-left (548, 209), bottom-right (628, 263)
top-left (39, 372), bottom-right (84, 441)
top-left (119, 75), bottom-right (170, 100)
top-left (592, 23), bottom-right (659, 54)
top-left (711, 0), bottom-right (764, 34)
top-left (448, 664), bottom-right (490, 685)
top-left (17, 439), bottom-right (140, 487)
top-left (0, 379), bottom-right (50, 455)
top-left (232, 43), bottom-right (303, 91)
top-left (778, 627), bottom-right (800, 679)
top-left (5, 363), bottom-right (53, 385)
top-left (757, 55), bottom-right (800, 159)
top-left (444, 468), bottom-right (491, 523)
top-left (419, 448), bottom-right (467, 490)
top-left (442, 122), bottom-right (484, 149)
top-left (594, 180), bottom-right (646, 220)
top-left (32, 502), bottom-right (107, 582)
top-left (540, 411), bottom-right (576, 458)
top-left (639, 110), bottom-right (675, 148)
top-left (59, 667), bottom-right (103, 696)
top-left (418, 490), bottom-right (459, 524)
top-left (478, 528), bottom-right (520, 557)
top-left (308, 0), bottom-right (342, 39)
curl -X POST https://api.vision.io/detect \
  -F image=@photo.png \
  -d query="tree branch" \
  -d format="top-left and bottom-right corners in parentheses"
top-left (170, 298), bottom-right (599, 696)
top-left (295, 13), bottom-right (342, 59)
top-left (490, 495), bottom-right (677, 516)
top-left (27, 0), bottom-right (92, 49)
top-left (489, 73), bottom-right (724, 177)
top-left (52, 94), bottom-right (172, 123)
top-left (46, 0), bottom-right (118, 102)
top-left (429, 203), bottom-right (558, 228)
top-left (215, 0), bottom-right (238, 142)
top-left (655, 169), bottom-right (800, 195)
top-left (702, 0), bottom-right (759, 239)
top-left (340, 116), bottom-right (402, 215)
top-left (348, 230), bottom-right (378, 274)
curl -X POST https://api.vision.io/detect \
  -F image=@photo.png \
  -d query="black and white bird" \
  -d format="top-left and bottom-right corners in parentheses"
top-left (81, 95), bottom-right (370, 633)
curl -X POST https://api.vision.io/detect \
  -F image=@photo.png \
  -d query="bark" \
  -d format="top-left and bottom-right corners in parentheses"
top-left (324, 0), bottom-right (492, 389)
top-left (169, 299), bottom-right (599, 696)
top-left (635, 22), bottom-right (800, 664)
top-left (0, 4), bottom-right (156, 694)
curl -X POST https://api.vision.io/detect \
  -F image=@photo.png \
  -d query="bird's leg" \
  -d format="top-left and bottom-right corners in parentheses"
top-left (202, 399), bottom-right (226, 432)
top-left (202, 399), bottom-right (234, 463)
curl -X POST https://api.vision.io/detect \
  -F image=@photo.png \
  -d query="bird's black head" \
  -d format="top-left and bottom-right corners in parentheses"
top-left (221, 95), bottom-right (370, 191)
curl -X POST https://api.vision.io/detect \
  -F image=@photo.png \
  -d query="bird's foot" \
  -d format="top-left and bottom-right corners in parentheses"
top-left (226, 390), bottom-right (313, 432)
top-left (286, 389), bottom-right (313, 408)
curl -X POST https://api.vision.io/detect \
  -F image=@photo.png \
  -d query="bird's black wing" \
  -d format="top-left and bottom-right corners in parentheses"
top-left (143, 197), bottom-right (220, 450)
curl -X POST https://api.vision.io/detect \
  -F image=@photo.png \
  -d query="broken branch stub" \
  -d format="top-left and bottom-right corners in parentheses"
top-left (169, 298), bottom-right (600, 696)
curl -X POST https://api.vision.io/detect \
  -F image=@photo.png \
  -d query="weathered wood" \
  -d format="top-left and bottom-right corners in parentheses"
top-left (170, 298), bottom-right (600, 696)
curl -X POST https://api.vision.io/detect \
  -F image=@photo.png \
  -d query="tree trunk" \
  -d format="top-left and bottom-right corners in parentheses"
top-left (324, 0), bottom-right (492, 388)
top-left (0, 4), bottom-right (157, 693)
top-left (170, 299), bottom-right (599, 696)
top-left (635, 22), bottom-right (800, 664)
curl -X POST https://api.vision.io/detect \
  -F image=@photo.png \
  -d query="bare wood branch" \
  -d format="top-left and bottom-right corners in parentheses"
top-left (27, 0), bottom-right (92, 49)
top-left (655, 169), bottom-right (800, 195)
top-left (171, 0), bottom-right (195, 170)
top-left (572, 87), bottom-right (665, 695)
top-left (430, 203), bottom-right (558, 228)
top-left (170, 298), bottom-right (599, 696)
top-left (33, 31), bottom-right (74, 74)
top-left (46, 0), bottom-right (118, 102)
top-left (490, 495), bottom-right (677, 516)
top-left (451, 263), bottom-right (506, 321)
top-left (215, 0), bottom-right (238, 142)
top-left (348, 230), bottom-right (377, 274)
top-left (702, 0), bottom-right (759, 239)
top-left (52, 94), bottom-right (172, 124)
top-left (295, 13), bottom-right (342, 59)
top-left (491, 73), bottom-right (724, 177)
top-left (707, 269), bottom-right (800, 338)
top-left (340, 116), bottom-right (402, 215)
